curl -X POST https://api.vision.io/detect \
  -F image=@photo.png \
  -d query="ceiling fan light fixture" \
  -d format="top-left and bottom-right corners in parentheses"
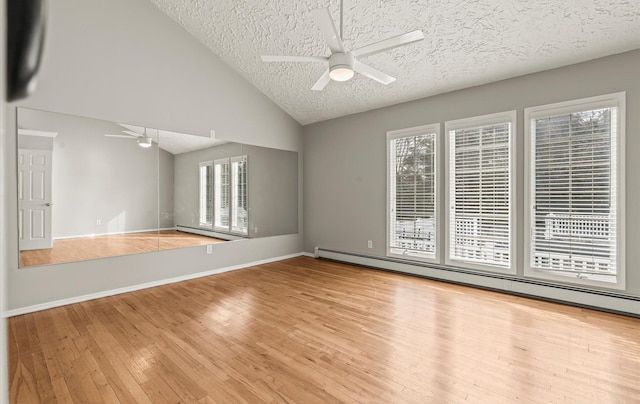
top-left (328, 52), bottom-right (355, 82)
top-left (137, 137), bottom-right (153, 148)
top-left (329, 66), bottom-right (354, 81)
top-left (260, 3), bottom-right (424, 91)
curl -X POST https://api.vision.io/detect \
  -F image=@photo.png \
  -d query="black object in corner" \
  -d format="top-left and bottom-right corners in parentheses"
top-left (6, 0), bottom-right (47, 102)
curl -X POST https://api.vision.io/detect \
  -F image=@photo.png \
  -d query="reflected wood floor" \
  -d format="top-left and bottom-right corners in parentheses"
top-left (19, 230), bottom-right (226, 267)
top-left (8, 257), bottom-right (640, 403)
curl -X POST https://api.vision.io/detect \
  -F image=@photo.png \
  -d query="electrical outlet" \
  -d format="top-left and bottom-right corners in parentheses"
top-left (96, 219), bottom-right (101, 225)
top-left (206, 245), bottom-right (213, 254)
top-left (367, 240), bottom-right (373, 249)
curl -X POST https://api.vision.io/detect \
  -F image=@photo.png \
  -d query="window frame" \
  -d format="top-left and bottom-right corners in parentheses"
top-left (198, 161), bottom-right (213, 229)
top-left (386, 123), bottom-right (440, 264)
top-left (230, 155), bottom-right (249, 235)
top-left (213, 157), bottom-right (230, 232)
top-left (213, 155), bottom-right (249, 235)
top-left (523, 92), bottom-right (626, 290)
top-left (444, 110), bottom-right (517, 274)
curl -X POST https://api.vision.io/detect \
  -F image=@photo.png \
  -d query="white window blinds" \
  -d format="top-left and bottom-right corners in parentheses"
top-left (388, 127), bottom-right (437, 259)
top-left (214, 158), bottom-right (230, 230)
top-left (231, 156), bottom-right (248, 235)
top-left (448, 118), bottom-right (513, 269)
top-left (529, 107), bottom-right (618, 279)
top-left (199, 162), bottom-right (213, 227)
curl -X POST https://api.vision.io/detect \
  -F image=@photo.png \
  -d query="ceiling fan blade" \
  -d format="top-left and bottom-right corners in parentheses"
top-left (351, 30), bottom-right (424, 58)
top-left (353, 59), bottom-right (396, 85)
top-left (261, 55), bottom-right (328, 63)
top-left (105, 134), bottom-right (136, 139)
top-left (117, 123), bottom-right (145, 134)
top-left (311, 69), bottom-right (331, 91)
top-left (311, 8), bottom-right (345, 54)
top-left (122, 130), bottom-right (142, 137)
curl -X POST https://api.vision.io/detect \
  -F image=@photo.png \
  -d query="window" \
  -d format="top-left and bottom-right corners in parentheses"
top-left (445, 111), bottom-right (516, 272)
top-left (198, 161), bottom-right (213, 227)
top-left (214, 156), bottom-right (249, 235)
top-left (214, 158), bottom-right (230, 230)
top-left (524, 93), bottom-right (625, 288)
top-left (231, 156), bottom-right (248, 234)
top-left (387, 124), bottom-right (439, 262)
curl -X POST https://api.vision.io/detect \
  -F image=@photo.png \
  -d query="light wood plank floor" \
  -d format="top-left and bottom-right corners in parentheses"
top-left (19, 230), bottom-right (226, 267)
top-left (8, 257), bottom-right (640, 403)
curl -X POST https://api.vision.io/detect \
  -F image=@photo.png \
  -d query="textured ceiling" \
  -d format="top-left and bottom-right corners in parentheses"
top-left (149, 0), bottom-right (640, 125)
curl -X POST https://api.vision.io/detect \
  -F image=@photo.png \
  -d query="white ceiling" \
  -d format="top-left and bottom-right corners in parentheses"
top-left (18, 110), bottom-right (225, 155)
top-left (155, 129), bottom-right (227, 155)
top-left (149, 0), bottom-right (640, 125)
top-left (117, 124), bottom-right (227, 154)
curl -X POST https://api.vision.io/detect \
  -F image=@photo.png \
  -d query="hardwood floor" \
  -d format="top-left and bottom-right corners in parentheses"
top-left (19, 230), bottom-right (226, 267)
top-left (8, 257), bottom-right (640, 403)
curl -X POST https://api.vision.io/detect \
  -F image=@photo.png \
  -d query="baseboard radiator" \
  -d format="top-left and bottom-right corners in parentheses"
top-left (175, 225), bottom-right (244, 241)
top-left (314, 247), bottom-right (640, 317)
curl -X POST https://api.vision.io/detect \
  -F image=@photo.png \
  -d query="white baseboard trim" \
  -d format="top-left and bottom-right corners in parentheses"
top-left (4, 252), bottom-right (306, 317)
top-left (315, 248), bottom-right (640, 317)
top-left (300, 252), bottom-right (316, 258)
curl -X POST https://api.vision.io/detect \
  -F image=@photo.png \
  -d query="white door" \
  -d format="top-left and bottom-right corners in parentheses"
top-left (18, 149), bottom-right (53, 250)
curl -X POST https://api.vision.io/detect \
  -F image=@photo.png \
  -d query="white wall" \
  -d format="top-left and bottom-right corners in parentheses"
top-left (3, 0), bottom-right (302, 312)
top-left (19, 109), bottom-right (174, 239)
top-left (303, 50), bottom-right (640, 299)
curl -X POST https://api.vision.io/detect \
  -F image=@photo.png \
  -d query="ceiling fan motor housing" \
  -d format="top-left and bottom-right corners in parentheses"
top-left (329, 52), bottom-right (354, 81)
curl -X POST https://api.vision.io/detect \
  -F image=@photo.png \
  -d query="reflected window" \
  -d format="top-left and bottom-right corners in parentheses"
top-left (214, 156), bottom-right (248, 235)
top-left (214, 158), bottom-right (230, 230)
top-left (199, 161), bottom-right (213, 227)
top-left (231, 156), bottom-right (248, 234)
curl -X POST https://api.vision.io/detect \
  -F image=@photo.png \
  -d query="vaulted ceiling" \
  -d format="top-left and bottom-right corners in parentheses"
top-left (149, 0), bottom-right (640, 125)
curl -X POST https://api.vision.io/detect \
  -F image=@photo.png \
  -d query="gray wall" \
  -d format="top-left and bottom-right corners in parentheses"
top-left (3, 0), bottom-right (302, 312)
top-left (159, 149), bottom-right (175, 229)
top-left (245, 144), bottom-right (298, 238)
top-left (303, 50), bottom-right (640, 296)
top-left (173, 143), bottom-right (298, 238)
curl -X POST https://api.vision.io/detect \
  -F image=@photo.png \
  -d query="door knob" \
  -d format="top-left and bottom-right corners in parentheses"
top-left (44, 202), bottom-right (52, 207)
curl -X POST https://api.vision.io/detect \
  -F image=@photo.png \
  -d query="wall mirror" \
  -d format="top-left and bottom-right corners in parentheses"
top-left (17, 108), bottom-right (298, 268)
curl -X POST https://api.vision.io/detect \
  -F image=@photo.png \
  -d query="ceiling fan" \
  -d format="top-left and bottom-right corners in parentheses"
top-left (261, 0), bottom-right (424, 91)
top-left (104, 124), bottom-right (156, 148)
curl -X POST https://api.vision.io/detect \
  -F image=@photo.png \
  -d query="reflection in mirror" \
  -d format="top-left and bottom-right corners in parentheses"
top-left (17, 108), bottom-right (298, 268)
top-left (172, 141), bottom-right (298, 239)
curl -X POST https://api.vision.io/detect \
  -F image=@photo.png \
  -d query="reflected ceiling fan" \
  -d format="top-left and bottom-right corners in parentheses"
top-left (105, 124), bottom-right (156, 148)
top-left (261, 0), bottom-right (424, 91)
